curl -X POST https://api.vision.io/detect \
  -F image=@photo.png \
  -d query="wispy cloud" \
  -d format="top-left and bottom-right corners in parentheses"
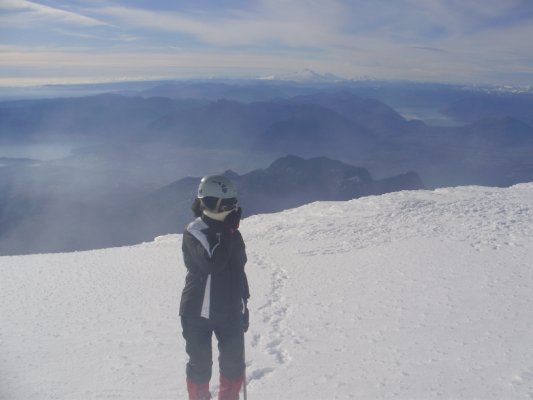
top-left (49, 28), bottom-right (138, 43)
top-left (407, 45), bottom-right (449, 54)
top-left (1, 0), bottom-right (533, 85)
top-left (92, 0), bottom-right (348, 49)
top-left (0, 0), bottom-right (110, 27)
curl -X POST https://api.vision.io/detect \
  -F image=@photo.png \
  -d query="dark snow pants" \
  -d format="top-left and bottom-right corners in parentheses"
top-left (181, 313), bottom-right (245, 384)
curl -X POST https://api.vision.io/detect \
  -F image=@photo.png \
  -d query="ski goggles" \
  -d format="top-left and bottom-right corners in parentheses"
top-left (217, 197), bottom-right (239, 212)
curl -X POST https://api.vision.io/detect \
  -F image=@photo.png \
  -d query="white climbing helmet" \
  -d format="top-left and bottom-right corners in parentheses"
top-left (197, 175), bottom-right (237, 199)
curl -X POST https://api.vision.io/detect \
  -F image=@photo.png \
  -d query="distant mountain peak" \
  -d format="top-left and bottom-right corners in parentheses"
top-left (222, 169), bottom-right (240, 179)
top-left (268, 154), bottom-right (363, 174)
top-left (142, 155), bottom-right (424, 230)
top-left (259, 69), bottom-right (344, 83)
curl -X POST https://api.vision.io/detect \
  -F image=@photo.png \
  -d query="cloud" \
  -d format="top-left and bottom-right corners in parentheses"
top-left (93, 0), bottom-right (349, 49)
top-left (401, 0), bottom-right (533, 36)
top-left (0, 0), bottom-right (110, 27)
top-left (89, 0), bottom-right (533, 57)
top-left (407, 46), bottom-right (449, 54)
top-left (49, 28), bottom-right (138, 43)
top-left (1, 0), bottom-right (533, 85)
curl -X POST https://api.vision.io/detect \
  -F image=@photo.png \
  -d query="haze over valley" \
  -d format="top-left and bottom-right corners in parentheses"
top-left (1, 78), bottom-right (533, 254)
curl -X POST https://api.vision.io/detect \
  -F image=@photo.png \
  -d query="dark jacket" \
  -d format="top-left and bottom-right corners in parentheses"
top-left (179, 215), bottom-right (249, 319)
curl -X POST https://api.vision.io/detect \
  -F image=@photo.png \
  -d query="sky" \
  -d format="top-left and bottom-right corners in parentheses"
top-left (1, 0), bottom-right (533, 86)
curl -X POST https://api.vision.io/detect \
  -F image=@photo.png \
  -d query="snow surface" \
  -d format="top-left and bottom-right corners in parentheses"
top-left (1, 184), bottom-right (533, 400)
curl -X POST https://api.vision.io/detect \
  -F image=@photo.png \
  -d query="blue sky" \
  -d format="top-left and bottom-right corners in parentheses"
top-left (1, 0), bottom-right (533, 86)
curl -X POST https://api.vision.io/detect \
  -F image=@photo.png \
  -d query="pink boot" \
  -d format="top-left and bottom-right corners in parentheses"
top-left (218, 374), bottom-right (244, 400)
top-left (187, 378), bottom-right (211, 400)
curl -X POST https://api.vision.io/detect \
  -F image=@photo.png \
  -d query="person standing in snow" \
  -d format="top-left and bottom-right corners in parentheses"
top-left (180, 175), bottom-right (250, 400)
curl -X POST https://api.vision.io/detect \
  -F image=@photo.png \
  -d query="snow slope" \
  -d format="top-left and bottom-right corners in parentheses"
top-left (1, 184), bottom-right (533, 400)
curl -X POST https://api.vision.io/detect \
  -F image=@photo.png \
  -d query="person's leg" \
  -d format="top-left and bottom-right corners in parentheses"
top-left (181, 315), bottom-right (214, 400)
top-left (214, 314), bottom-right (245, 400)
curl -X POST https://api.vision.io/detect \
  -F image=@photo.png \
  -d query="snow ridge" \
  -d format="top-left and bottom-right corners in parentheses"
top-left (245, 184), bottom-right (533, 253)
top-left (1, 184), bottom-right (533, 399)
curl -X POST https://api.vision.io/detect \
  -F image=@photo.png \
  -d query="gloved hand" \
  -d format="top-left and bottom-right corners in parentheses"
top-left (243, 306), bottom-right (249, 333)
top-left (224, 207), bottom-right (242, 233)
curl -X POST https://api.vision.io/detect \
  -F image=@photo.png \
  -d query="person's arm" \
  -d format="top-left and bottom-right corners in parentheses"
top-left (242, 272), bottom-right (250, 332)
top-left (183, 226), bottom-right (234, 275)
top-left (243, 272), bottom-right (250, 302)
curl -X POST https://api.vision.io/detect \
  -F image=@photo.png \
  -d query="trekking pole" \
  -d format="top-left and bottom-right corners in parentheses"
top-left (242, 335), bottom-right (247, 400)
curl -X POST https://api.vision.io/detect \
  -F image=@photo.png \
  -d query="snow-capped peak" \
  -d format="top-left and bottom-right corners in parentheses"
top-left (258, 68), bottom-right (344, 83)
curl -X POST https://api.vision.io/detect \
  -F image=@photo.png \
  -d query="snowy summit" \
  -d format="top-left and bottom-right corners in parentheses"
top-left (1, 184), bottom-right (533, 399)
top-left (258, 69), bottom-right (344, 83)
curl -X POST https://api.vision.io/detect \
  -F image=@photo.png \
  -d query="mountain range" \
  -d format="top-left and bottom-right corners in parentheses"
top-left (1, 80), bottom-right (533, 254)
top-left (2, 89), bottom-right (532, 186)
